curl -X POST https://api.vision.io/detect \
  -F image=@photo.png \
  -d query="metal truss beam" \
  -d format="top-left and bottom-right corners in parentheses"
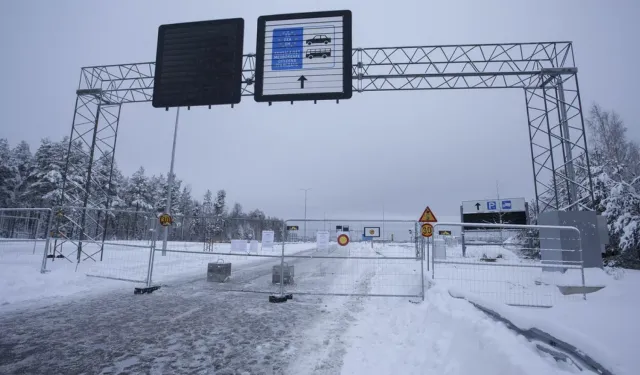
top-left (525, 72), bottom-right (594, 212)
top-left (76, 41), bottom-right (575, 102)
top-left (62, 40), bottom-right (592, 244)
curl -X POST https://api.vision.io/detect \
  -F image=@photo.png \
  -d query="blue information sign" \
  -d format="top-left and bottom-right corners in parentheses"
top-left (272, 27), bottom-right (303, 70)
top-left (487, 201), bottom-right (497, 210)
top-left (501, 200), bottom-right (512, 210)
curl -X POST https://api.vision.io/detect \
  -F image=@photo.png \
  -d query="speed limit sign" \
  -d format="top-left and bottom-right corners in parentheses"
top-left (159, 213), bottom-right (173, 227)
top-left (421, 223), bottom-right (433, 238)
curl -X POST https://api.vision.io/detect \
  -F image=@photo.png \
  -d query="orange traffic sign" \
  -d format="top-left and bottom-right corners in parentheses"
top-left (421, 223), bottom-right (433, 238)
top-left (419, 206), bottom-right (438, 223)
top-left (337, 233), bottom-right (350, 246)
top-left (159, 213), bottom-right (173, 227)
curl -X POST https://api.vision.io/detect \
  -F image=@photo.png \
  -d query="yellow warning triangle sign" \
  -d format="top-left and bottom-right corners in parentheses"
top-left (419, 206), bottom-right (438, 223)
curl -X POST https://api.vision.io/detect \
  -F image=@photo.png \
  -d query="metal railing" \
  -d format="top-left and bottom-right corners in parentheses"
top-left (143, 218), bottom-right (425, 299)
top-left (1, 207), bottom-right (589, 307)
top-left (431, 222), bottom-right (585, 307)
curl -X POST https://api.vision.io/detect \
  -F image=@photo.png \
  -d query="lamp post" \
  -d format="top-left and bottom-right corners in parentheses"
top-left (162, 107), bottom-right (180, 256)
top-left (300, 188), bottom-right (311, 241)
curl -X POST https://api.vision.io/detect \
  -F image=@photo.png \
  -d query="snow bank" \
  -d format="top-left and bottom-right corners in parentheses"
top-left (449, 243), bottom-right (521, 261)
top-left (340, 285), bottom-right (581, 375)
top-left (537, 267), bottom-right (612, 287)
top-left (448, 269), bottom-right (640, 375)
top-left (1, 245), bottom-right (135, 310)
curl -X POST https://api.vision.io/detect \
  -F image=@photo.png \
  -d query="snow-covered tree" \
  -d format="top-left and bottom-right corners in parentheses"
top-left (214, 189), bottom-right (226, 216)
top-left (585, 104), bottom-right (640, 266)
top-left (2, 137), bottom-right (285, 245)
top-left (91, 152), bottom-right (123, 209)
top-left (0, 139), bottom-right (16, 207)
top-left (126, 167), bottom-right (152, 211)
top-left (167, 172), bottom-right (181, 215)
top-left (230, 202), bottom-right (243, 218)
top-left (9, 141), bottom-right (33, 207)
top-left (149, 174), bottom-right (167, 212)
top-left (202, 190), bottom-right (213, 213)
top-left (23, 138), bottom-right (67, 207)
top-left (178, 186), bottom-right (194, 217)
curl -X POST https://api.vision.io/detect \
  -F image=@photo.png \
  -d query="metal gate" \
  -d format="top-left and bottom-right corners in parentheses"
top-left (148, 217), bottom-right (288, 294)
top-left (277, 219), bottom-right (425, 298)
top-left (145, 218), bottom-right (425, 299)
top-left (431, 222), bottom-right (585, 307)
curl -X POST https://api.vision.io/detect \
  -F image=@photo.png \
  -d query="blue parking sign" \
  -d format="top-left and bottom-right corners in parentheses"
top-left (487, 201), bottom-right (497, 210)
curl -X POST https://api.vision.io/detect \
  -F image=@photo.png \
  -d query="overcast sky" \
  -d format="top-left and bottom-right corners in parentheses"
top-left (1, 0), bottom-right (639, 221)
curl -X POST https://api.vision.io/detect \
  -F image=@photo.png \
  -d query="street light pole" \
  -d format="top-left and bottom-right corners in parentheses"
top-left (162, 107), bottom-right (180, 256)
top-left (300, 188), bottom-right (311, 241)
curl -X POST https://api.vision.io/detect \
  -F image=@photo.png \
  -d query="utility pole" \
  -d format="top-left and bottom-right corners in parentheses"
top-left (382, 203), bottom-right (385, 243)
top-left (300, 188), bottom-right (311, 241)
top-left (496, 180), bottom-right (503, 243)
top-left (496, 180), bottom-right (502, 223)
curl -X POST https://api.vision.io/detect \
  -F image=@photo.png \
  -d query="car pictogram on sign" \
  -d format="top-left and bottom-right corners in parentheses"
top-left (306, 35), bottom-right (331, 45)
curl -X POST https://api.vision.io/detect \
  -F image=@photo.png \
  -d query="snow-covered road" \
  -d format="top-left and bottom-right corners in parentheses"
top-left (0, 245), bottom-right (588, 375)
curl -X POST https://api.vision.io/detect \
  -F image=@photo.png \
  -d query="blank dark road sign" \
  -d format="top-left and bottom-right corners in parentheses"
top-left (152, 18), bottom-right (245, 108)
top-left (254, 10), bottom-right (352, 103)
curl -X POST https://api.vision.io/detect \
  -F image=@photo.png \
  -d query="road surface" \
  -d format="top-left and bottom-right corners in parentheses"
top-left (0, 245), bottom-right (582, 374)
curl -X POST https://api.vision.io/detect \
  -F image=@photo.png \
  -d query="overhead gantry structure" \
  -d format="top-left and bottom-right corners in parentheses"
top-left (62, 41), bottom-right (594, 223)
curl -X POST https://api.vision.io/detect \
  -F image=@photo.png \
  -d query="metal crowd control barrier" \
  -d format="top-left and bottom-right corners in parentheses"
top-left (431, 222), bottom-right (585, 307)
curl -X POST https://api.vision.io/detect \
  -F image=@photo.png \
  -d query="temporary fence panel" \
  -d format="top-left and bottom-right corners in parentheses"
top-left (42, 207), bottom-right (157, 283)
top-left (164, 215), bottom-right (285, 245)
top-left (432, 222), bottom-right (585, 307)
top-left (148, 242), bottom-right (320, 294)
top-left (0, 208), bottom-right (52, 278)
top-left (279, 219), bottom-right (424, 298)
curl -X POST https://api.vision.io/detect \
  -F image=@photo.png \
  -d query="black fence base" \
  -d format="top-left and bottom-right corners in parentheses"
top-left (46, 254), bottom-right (65, 259)
top-left (134, 286), bottom-right (161, 295)
top-left (269, 294), bottom-right (293, 303)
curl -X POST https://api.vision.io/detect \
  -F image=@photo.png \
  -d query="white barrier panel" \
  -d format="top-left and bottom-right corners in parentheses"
top-left (316, 230), bottom-right (330, 250)
top-left (249, 240), bottom-right (259, 253)
top-left (433, 238), bottom-right (446, 260)
top-left (230, 239), bottom-right (248, 253)
top-left (261, 230), bottom-right (275, 250)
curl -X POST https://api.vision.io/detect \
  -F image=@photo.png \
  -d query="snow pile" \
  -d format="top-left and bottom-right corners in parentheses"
top-left (340, 285), bottom-right (583, 375)
top-left (1, 247), bottom-right (135, 309)
top-left (537, 267), bottom-right (612, 287)
top-left (446, 243), bottom-right (521, 262)
top-left (449, 269), bottom-right (640, 375)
